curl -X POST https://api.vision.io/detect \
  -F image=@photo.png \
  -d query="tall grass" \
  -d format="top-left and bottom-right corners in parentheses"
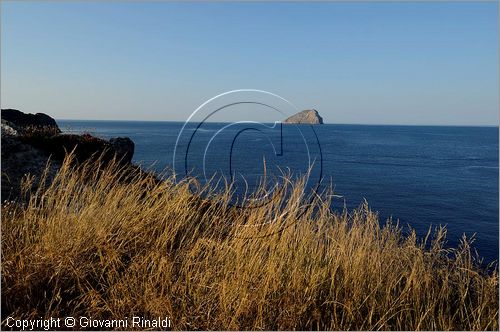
top-left (2, 155), bottom-right (498, 330)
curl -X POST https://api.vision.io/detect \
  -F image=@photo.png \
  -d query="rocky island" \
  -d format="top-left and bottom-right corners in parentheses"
top-left (283, 109), bottom-right (324, 124)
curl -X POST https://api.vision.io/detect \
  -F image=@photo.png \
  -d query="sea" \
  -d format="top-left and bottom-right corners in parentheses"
top-left (58, 120), bottom-right (499, 264)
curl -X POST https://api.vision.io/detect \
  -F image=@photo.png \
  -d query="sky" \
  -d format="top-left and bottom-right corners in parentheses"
top-left (1, 1), bottom-right (498, 125)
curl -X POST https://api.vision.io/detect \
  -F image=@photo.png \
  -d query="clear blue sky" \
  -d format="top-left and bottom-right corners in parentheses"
top-left (1, 1), bottom-right (498, 125)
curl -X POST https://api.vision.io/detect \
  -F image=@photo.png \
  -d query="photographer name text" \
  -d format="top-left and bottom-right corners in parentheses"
top-left (5, 316), bottom-right (172, 330)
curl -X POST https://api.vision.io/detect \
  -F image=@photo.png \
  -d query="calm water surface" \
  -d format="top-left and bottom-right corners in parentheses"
top-left (59, 120), bottom-right (499, 264)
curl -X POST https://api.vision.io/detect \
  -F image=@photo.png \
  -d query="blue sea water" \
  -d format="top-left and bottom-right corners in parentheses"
top-left (59, 120), bottom-right (499, 264)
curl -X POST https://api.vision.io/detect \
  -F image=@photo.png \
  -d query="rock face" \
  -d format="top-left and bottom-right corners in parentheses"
top-left (283, 109), bottom-right (324, 125)
top-left (1, 119), bottom-right (18, 136)
top-left (109, 137), bottom-right (135, 164)
top-left (1, 135), bottom-right (61, 201)
top-left (1, 109), bottom-right (61, 134)
top-left (1, 109), bottom-right (136, 201)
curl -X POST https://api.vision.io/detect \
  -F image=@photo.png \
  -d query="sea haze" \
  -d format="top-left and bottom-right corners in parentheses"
top-left (59, 120), bottom-right (499, 264)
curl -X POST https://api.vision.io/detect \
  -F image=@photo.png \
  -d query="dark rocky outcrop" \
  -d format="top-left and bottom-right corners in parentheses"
top-left (109, 137), bottom-right (135, 164)
top-left (1, 109), bottom-right (136, 202)
top-left (1, 109), bottom-right (61, 134)
top-left (39, 134), bottom-right (133, 165)
top-left (1, 135), bottom-right (61, 201)
top-left (283, 109), bottom-right (324, 125)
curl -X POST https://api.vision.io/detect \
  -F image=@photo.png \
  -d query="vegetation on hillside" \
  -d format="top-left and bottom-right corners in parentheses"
top-left (2, 155), bottom-right (498, 330)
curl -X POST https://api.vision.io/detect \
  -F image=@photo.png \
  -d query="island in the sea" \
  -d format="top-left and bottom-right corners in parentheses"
top-left (283, 109), bottom-right (324, 124)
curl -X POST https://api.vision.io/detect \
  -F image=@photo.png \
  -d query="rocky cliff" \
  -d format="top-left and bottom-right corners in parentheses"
top-left (1, 109), bottom-right (135, 201)
top-left (1, 108), bottom-right (61, 134)
top-left (283, 109), bottom-right (324, 125)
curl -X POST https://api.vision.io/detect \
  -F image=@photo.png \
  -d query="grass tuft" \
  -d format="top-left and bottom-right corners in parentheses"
top-left (2, 155), bottom-right (498, 330)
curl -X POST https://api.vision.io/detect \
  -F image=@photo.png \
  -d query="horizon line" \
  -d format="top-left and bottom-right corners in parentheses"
top-left (56, 118), bottom-right (500, 128)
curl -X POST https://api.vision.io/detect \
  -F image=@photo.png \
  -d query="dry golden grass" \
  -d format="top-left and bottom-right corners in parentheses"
top-left (2, 155), bottom-right (498, 330)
